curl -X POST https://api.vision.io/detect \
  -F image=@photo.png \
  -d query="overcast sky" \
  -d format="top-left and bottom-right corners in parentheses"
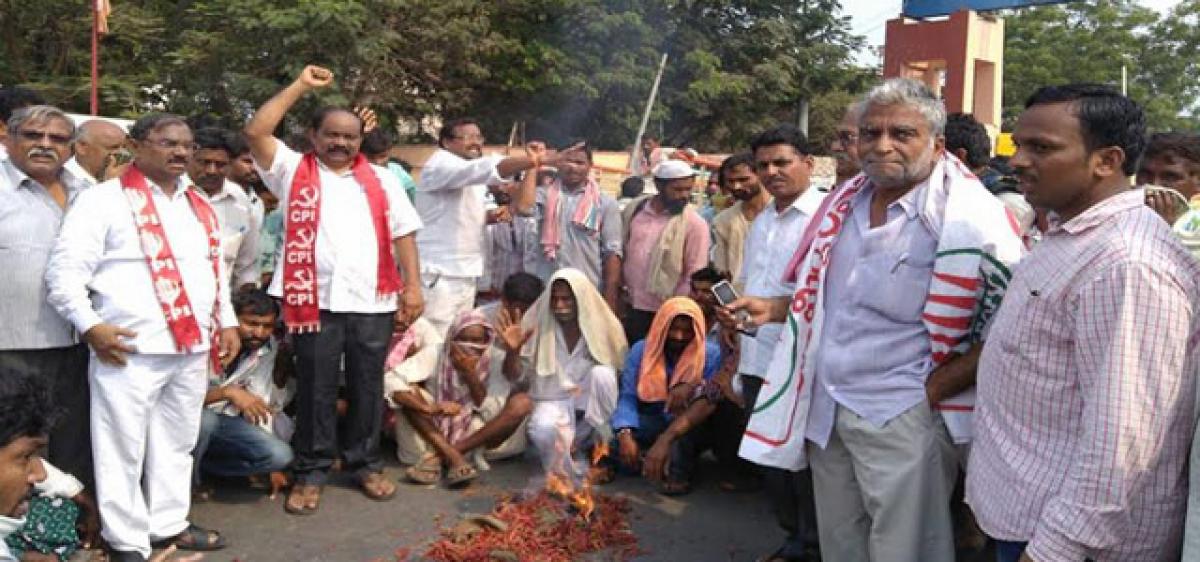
top-left (846, 0), bottom-right (1182, 65)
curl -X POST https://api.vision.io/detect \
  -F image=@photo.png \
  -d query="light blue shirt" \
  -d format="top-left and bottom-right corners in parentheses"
top-left (0, 158), bottom-right (89, 349)
top-left (612, 338), bottom-right (722, 430)
top-left (806, 179), bottom-right (938, 447)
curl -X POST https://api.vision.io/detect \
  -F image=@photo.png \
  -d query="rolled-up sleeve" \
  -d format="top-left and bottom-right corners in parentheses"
top-left (418, 153), bottom-right (503, 192)
top-left (251, 138), bottom-right (301, 199)
top-left (599, 198), bottom-right (623, 259)
top-left (1027, 263), bottom-right (1195, 561)
top-left (45, 189), bottom-right (108, 336)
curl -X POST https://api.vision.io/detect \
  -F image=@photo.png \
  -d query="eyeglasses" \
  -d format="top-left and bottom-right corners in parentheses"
top-left (144, 139), bottom-right (197, 152)
top-left (17, 130), bottom-right (72, 145)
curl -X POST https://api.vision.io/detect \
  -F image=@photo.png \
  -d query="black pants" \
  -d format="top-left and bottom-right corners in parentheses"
top-left (0, 344), bottom-right (93, 491)
top-left (291, 311), bottom-right (392, 485)
top-left (623, 308), bottom-right (657, 346)
top-left (743, 375), bottom-right (820, 559)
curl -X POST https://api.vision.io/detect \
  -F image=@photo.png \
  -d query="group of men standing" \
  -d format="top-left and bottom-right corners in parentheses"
top-left (4, 62), bottom-right (1200, 562)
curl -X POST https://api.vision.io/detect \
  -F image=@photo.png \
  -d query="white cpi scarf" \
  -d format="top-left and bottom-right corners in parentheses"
top-left (740, 153), bottom-right (1025, 471)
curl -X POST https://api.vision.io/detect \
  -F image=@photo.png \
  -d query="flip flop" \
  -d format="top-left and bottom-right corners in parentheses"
top-left (405, 454), bottom-right (443, 485)
top-left (444, 464), bottom-right (479, 488)
top-left (284, 484), bottom-right (320, 515)
top-left (361, 471), bottom-right (397, 501)
top-left (150, 523), bottom-right (226, 551)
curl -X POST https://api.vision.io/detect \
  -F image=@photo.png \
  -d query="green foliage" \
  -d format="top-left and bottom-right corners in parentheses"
top-left (0, 0), bottom-right (865, 151)
top-left (1002, 0), bottom-right (1200, 132)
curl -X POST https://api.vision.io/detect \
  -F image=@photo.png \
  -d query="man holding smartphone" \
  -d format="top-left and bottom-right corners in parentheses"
top-left (718, 124), bottom-right (826, 562)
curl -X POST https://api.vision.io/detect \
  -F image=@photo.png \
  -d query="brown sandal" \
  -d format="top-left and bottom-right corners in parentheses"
top-left (405, 454), bottom-right (443, 485)
top-left (285, 484), bottom-right (321, 515)
top-left (444, 464), bottom-right (479, 488)
top-left (361, 472), bottom-right (397, 501)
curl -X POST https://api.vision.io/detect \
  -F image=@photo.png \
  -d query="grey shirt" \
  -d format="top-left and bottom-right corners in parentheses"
top-left (529, 184), bottom-right (623, 290)
top-left (0, 158), bottom-right (90, 349)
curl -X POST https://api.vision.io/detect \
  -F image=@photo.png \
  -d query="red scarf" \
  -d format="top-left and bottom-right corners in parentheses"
top-left (281, 153), bottom-right (402, 332)
top-left (120, 165), bottom-right (222, 368)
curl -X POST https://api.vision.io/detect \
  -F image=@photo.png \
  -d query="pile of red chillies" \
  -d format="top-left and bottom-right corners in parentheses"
top-left (422, 491), bottom-right (643, 562)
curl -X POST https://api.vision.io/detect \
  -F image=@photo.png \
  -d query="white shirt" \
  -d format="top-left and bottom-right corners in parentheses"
top-left (254, 139), bottom-right (422, 313)
top-left (193, 179), bottom-right (261, 288)
top-left (64, 157), bottom-right (100, 187)
top-left (415, 149), bottom-right (503, 277)
top-left (529, 326), bottom-right (600, 412)
top-left (737, 186), bottom-right (825, 376)
top-left (45, 176), bottom-right (238, 354)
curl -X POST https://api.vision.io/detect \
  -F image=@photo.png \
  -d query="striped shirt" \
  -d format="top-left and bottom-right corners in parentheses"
top-left (967, 189), bottom-right (1200, 562)
top-left (0, 158), bottom-right (89, 349)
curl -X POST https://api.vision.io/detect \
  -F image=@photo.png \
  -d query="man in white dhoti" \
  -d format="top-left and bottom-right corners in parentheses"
top-left (46, 113), bottom-right (241, 561)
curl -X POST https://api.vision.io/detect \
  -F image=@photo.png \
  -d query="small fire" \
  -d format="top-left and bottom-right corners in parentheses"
top-left (591, 440), bottom-right (610, 466)
top-left (545, 471), bottom-right (574, 497)
top-left (542, 441), bottom-right (610, 522)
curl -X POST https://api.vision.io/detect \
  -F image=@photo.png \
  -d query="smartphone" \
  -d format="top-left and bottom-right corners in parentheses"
top-left (711, 280), bottom-right (757, 336)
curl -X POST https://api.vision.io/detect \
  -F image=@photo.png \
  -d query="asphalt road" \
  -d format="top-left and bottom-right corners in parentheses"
top-left (188, 450), bottom-right (779, 562)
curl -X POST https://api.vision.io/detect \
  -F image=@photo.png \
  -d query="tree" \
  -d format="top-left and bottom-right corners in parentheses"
top-left (1002, 0), bottom-right (1200, 131)
top-left (0, 0), bottom-right (868, 150)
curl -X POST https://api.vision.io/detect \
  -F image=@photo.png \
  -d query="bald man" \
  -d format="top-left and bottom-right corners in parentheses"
top-left (65, 119), bottom-right (128, 187)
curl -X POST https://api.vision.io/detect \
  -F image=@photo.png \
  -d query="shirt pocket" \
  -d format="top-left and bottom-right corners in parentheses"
top-left (852, 253), bottom-right (934, 323)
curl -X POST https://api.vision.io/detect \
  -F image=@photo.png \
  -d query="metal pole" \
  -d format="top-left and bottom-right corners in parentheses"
top-left (628, 53), bottom-right (668, 175)
top-left (90, 3), bottom-right (100, 115)
top-left (1121, 65), bottom-right (1127, 96)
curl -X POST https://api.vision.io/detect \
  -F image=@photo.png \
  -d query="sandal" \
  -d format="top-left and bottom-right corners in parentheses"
top-left (444, 463), bottom-right (479, 488)
top-left (285, 484), bottom-right (321, 515)
top-left (405, 454), bottom-right (443, 485)
top-left (151, 523), bottom-right (226, 551)
top-left (658, 479), bottom-right (691, 496)
top-left (361, 471), bottom-right (397, 501)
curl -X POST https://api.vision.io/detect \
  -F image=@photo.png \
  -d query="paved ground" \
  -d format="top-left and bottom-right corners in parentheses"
top-left (188, 450), bottom-right (780, 562)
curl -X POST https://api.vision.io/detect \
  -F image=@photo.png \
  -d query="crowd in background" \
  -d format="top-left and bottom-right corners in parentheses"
top-left (2, 67), bottom-right (1200, 562)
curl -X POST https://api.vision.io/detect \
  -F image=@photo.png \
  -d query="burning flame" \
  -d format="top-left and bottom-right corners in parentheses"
top-left (591, 440), bottom-right (610, 467)
top-left (542, 441), bottom-right (610, 522)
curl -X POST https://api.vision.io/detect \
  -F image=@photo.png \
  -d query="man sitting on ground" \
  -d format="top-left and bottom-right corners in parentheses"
top-left (603, 297), bottom-right (721, 495)
top-left (390, 307), bottom-right (534, 488)
top-left (192, 289), bottom-right (294, 499)
top-left (516, 269), bottom-right (627, 474)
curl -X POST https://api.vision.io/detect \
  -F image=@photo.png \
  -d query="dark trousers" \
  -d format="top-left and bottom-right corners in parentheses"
top-left (743, 375), bottom-right (820, 559)
top-left (623, 308), bottom-right (656, 346)
top-left (0, 345), bottom-right (92, 491)
top-left (994, 541), bottom-right (1026, 562)
top-left (291, 311), bottom-right (392, 485)
top-left (607, 406), bottom-right (701, 483)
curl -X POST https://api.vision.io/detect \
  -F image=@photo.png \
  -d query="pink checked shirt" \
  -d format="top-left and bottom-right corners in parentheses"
top-left (967, 190), bottom-right (1200, 561)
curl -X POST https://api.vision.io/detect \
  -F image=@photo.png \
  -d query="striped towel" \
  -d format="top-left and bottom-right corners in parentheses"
top-left (541, 178), bottom-right (602, 260)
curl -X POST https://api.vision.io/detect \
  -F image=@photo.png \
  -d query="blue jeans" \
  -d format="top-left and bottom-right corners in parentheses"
top-left (608, 406), bottom-right (702, 482)
top-left (192, 409), bottom-right (293, 485)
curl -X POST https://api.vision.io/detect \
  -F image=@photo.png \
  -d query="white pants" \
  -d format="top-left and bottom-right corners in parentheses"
top-left (392, 387), bottom-right (527, 467)
top-left (807, 401), bottom-right (958, 562)
top-left (420, 271), bottom-right (479, 338)
top-left (528, 365), bottom-right (618, 474)
top-left (91, 352), bottom-right (207, 558)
